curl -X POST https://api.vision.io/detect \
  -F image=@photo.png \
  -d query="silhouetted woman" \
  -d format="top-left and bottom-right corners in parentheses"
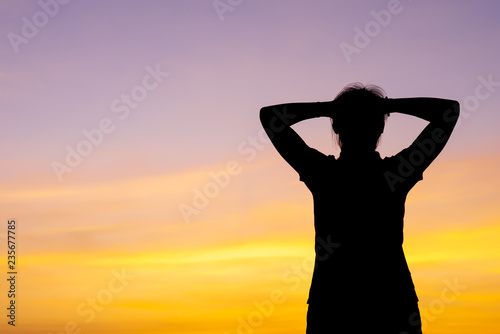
top-left (260, 83), bottom-right (459, 333)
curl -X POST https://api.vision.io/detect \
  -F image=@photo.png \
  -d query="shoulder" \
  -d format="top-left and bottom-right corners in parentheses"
top-left (298, 148), bottom-right (336, 183)
top-left (382, 149), bottom-right (424, 193)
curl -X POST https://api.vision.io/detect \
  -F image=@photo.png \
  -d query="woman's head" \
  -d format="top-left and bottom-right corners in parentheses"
top-left (331, 83), bottom-right (388, 151)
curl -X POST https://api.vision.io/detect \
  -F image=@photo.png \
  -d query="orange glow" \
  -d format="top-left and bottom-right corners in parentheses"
top-left (1, 152), bottom-right (499, 333)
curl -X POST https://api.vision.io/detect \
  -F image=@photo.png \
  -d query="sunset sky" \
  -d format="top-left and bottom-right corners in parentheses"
top-left (1, 0), bottom-right (500, 333)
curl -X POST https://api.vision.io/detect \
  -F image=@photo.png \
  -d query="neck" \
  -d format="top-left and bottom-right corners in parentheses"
top-left (340, 144), bottom-right (376, 156)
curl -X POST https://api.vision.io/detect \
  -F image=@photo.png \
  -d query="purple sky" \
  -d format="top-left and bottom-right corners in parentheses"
top-left (1, 0), bottom-right (499, 187)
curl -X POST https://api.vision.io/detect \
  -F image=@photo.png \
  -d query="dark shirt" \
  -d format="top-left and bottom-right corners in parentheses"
top-left (297, 147), bottom-right (423, 306)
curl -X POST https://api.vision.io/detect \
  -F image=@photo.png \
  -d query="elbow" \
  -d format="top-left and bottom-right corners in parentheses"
top-left (259, 106), bottom-right (273, 125)
top-left (443, 100), bottom-right (460, 125)
top-left (451, 100), bottom-right (460, 117)
top-left (260, 106), bottom-right (272, 116)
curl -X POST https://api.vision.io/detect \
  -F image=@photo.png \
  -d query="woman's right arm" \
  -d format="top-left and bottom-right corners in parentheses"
top-left (260, 101), bottom-right (335, 174)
